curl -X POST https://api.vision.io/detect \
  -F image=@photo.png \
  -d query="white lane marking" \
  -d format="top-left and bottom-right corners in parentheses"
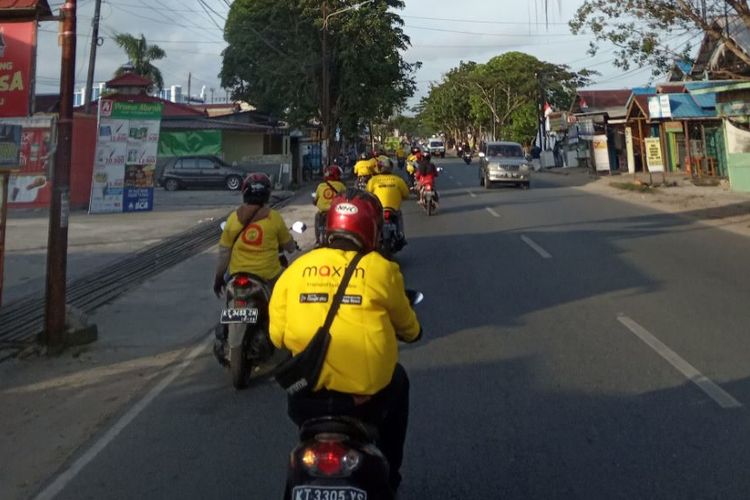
top-left (456, 180), bottom-right (463, 186)
top-left (485, 207), bottom-right (501, 218)
top-left (617, 315), bottom-right (742, 409)
top-left (520, 235), bottom-right (552, 259)
top-left (34, 334), bottom-right (213, 500)
top-left (467, 190), bottom-right (477, 198)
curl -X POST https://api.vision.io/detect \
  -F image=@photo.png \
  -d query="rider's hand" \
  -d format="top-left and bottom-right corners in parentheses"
top-left (213, 274), bottom-right (226, 298)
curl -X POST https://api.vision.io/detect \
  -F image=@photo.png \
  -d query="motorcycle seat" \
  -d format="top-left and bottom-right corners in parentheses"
top-left (299, 416), bottom-right (377, 443)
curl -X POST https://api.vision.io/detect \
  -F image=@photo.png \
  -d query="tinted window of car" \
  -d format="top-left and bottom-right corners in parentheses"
top-left (430, 141), bottom-right (443, 147)
top-left (196, 159), bottom-right (216, 170)
top-left (487, 145), bottom-right (523, 158)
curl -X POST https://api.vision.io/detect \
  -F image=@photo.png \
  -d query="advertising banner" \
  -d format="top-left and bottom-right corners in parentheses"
top-left (726, 120), bottom-right (750, 154)
top-left (89, 100), bottom-right (162, 213)
top-left (592, 135), bottom-right (610, 172)
top-left (0, 21), bottom-right (35, 117)
top-left (0, 115), bottom-right (54, 205)
top-left (645, 137), bottom-right (665, 172)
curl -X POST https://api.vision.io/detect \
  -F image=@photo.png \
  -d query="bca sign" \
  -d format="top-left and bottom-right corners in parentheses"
top-left (0, 22), bottom-right (35, 118)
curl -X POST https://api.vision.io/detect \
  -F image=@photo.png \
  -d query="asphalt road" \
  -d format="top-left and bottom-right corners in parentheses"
top-left (39, 158), bottom-right (750, 499)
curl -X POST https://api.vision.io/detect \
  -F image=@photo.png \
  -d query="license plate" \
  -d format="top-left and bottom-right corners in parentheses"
top-left (220, 308), bottom-right (258, 324)
top-left (291, 485), bottom-right (367, 500)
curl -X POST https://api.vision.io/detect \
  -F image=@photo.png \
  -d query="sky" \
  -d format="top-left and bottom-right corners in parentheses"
top-left (33, 0), bottom-right (694, 109)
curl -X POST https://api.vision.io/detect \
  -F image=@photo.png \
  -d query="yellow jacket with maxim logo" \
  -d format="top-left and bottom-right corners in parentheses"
top-left (269, 248), bottom-right (421, 395)
top-left (366, 173), bottom-right (410, 211)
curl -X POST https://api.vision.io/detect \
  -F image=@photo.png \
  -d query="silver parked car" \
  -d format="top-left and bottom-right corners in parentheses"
top-left (478, 141), bottom-right (532, 189)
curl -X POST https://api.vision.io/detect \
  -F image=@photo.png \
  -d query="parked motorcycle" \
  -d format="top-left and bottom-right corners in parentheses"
top-left (283, 290), bottom-right (424, 500)
top-left (215, 221), bottom-right (306, 389)
top-left (380, 208), bottom-right (406, 259)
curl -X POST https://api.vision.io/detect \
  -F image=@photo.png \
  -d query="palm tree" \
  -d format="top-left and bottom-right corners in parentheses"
top-left (112, 33), bottom-right (166, 91)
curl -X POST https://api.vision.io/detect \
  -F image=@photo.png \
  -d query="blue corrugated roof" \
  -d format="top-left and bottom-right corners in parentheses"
top-left (675, 60), bottom-right (693, 74)
top-left (690, 92), bottom-right (716, 108)
top-left (632, 87), bottom-right (657, 95)
top-left (668, 94), bottom-right (716, 118)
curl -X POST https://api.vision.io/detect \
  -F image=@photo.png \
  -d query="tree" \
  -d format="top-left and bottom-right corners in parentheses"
top-left (418, 52), bottom-right (593, 146)
top-left (221, 0), bottom-right (419, 152)
top-left (112, 33), bottom-right (166, 91)
top-left (570, 1), bottom-right (750, 79)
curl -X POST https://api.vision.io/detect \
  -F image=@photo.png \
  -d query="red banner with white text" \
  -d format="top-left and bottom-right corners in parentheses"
top-left (0, 21), bottom-right (35, 117)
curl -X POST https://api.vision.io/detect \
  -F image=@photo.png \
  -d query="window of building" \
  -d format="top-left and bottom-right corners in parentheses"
top-left (264, 134), bottom-right (283, 155)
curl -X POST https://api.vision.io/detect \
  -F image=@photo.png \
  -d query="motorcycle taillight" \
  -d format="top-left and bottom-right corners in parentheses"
top-left (233, 275), bottom-right (252, 288)
top-left (383, 210), bottom-right (392, 221)
top-left (301, 435), bottom-right (361, 477)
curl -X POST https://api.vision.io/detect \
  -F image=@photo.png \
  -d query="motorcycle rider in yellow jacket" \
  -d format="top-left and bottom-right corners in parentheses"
top-left (366, 160), bottom-right (410, 244)
top-left (269, 188), bottom-right (421, 493)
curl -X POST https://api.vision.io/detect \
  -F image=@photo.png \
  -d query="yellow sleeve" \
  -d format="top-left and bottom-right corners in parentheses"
top-left (274, 210), bottom-right (292, 246)
top-left (383, 261), bottom-right (420, 341)
top-left (366, 176), bottom-right (375, 193)
top-left (218, 212), bottom-right (240, 249)
top-left (268, 268), bottom-right (290, 349)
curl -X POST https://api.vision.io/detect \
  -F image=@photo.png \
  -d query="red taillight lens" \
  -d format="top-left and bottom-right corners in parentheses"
top-left (383, 210), bottom-right (392, 221)
top-left (301, 436), bottom-right (361, 477)
top-left (233, 275), bottom-right (251, 288)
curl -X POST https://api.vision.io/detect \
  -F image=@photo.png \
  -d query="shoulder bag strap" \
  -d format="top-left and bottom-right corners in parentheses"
top-left (230, 205), bottom-right (262, 249)
top-left (325, 181), bottom-right (342, 194)
top-left (321, 252), bottom-right (365, 331)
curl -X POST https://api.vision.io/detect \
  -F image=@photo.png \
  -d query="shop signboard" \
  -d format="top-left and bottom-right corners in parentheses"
top-left (0, 123), bottom-right (21, 306)
top-left (648, 95), bottom-right (672, 119)
top-left (0, 115), bottom-right (54, 205)
top-left (0, 21), bottom-right (35, 118)
top-left (89, 100), bottom-right (162, 214)
top-left (645, 137), bottom-right (665, 172)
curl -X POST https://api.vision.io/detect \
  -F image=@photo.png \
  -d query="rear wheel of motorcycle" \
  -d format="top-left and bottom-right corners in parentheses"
top-left (230, 343), bottom-right (251, 389)
top-left (427, 199), bottom-right (434, 216)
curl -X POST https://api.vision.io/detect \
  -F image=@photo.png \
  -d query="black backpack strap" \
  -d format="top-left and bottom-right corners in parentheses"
top-left (322, 252), bottom-right (365, 331)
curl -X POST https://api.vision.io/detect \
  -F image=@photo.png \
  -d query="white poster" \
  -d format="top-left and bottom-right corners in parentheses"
top-left (593, 135), bottom-right (610, 172)
top-left (625, 127), bottom-right (635, 174)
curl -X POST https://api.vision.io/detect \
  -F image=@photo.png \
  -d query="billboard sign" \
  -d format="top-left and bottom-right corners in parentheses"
top-left (0, 22), bottom-right (35, 117)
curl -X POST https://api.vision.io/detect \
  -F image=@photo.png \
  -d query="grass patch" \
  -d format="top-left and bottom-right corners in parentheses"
top-left (610, 181), bottom-right (658, 193)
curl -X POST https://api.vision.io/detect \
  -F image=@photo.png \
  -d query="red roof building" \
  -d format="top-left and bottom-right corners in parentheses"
top-left (0, 0), bottom-right (52, 19)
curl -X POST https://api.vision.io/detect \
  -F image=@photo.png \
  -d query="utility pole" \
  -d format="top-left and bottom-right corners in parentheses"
top-left (45, 0), bottom-right (77, 351)
top-left (83, 0), bottom-right (102, 113)
top-left (187, 72), bottom-right (191, 104)
top-left (321, 0), bottom-right (329, 165)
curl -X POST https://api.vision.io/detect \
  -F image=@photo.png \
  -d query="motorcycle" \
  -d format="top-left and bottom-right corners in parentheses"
top-left (380, 208), bottom-right (406, 259)
top-left (215, 221), bottom-right (306, 389)
top-left (418, 180), bottom-right (438, 216)
top-left (462, 151), bottom-right (472, 165)
top-left (283, 290), bottom-right (424, 500)
top-left (355, 175), bottom-right (370, 191)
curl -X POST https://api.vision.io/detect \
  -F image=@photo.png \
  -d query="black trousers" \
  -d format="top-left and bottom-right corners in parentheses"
top-left (287, 363), bottom-right (410, 490)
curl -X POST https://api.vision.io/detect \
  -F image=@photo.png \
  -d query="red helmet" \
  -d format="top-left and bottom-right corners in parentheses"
top-left (241, 172), bottom-right (272, 205)
top-left (323, 165), bottom-right (342, 181)
top-left (326, 188), bottom-right (383, 251)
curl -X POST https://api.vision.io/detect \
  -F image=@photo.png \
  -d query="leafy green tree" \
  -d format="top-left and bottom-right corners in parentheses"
top-left (221, 0), bottom-right (419, 150)
top-left (112, 33), bottom-right (166, 91)
top-left (419, 52), bottom-right (593, 145)
top-left (570, 1), bottom-right (750, 79)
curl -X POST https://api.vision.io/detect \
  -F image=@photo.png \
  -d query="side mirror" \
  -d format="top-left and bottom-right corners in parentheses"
top-left (291, 221), bottom-right (307, 234)
top-left (478, 152), bottom-right (486, 158)
top-left (219, 221), bottom-right (226, 231)
top-left (405, 289), bottom-right (424, 306)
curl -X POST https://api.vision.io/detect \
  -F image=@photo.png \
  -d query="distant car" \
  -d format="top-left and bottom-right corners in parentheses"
top-left (427, 138), bottom-right (446, 158)
top-left (156, 155), bottom-right (246, 191)
top-left (478, 141), bottom-right (532, 189)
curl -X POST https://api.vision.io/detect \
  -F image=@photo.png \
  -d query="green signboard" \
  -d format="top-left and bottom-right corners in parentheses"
top-left (110, 101), bottom-right (164, 120)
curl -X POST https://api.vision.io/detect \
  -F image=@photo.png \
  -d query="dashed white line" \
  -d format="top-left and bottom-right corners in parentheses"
top-left (485, 207), bottom-right (501, 218)
top-left (617, 315), bottom-right (742, 409)
top-left (34, 334), bottom-right (213, 500)
top-left (467, 190), bottom-right (477, 198)
top-left (520, 235), bottom-right (552, 259)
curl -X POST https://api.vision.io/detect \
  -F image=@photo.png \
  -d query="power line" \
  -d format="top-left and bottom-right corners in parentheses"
top-left (405, 24), bottom-right (581, 37)
top-left (402, 14), bottom-right (570, 26)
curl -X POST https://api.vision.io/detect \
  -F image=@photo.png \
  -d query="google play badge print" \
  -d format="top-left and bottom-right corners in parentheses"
top-left (335, 203), bottom-right (358, 215)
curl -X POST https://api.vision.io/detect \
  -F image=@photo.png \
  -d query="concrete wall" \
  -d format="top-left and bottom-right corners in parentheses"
top-left (222, 131), bottom-right (264, 163)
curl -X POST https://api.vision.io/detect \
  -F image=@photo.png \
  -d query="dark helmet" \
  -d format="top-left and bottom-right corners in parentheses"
top-left (326, 188), bottom-right (383, 252)
top-left (241, 172), bottom-right (272, 205)
top-left (411, 146), bottom-right (421, 154)
top-left (323, 164), bottom-right (342, 181)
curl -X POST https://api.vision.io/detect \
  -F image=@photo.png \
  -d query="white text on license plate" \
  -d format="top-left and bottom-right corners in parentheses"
top-left (291, 485), bottom-right (367, 500)
top-left (220, 308), bottom-right (258, 324)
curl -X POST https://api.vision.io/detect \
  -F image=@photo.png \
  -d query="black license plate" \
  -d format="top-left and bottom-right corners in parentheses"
top-left (220, 308), bottom-right (258, 324)
top-left (291, 486), bottom-right (367, 500)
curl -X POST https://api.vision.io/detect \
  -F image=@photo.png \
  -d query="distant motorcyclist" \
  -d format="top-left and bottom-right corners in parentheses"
top-left (269, 188), bottom-right (421, 493)
top-left (415, 153), bottom-right (440, 205)
top-left (312, 165), bottom-right (346, 246)
top-left (366, 159), bottom-right (410, 245)
top-left (353, 152), bottom-right (375, 189)
top-left (405, 146), bottom-right (422, 190)
top-left (395, 143), bottom-right (407, 170)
